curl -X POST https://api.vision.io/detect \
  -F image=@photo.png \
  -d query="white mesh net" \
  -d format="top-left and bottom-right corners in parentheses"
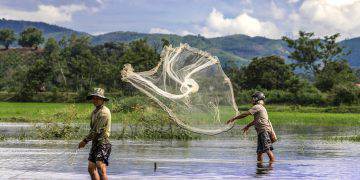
top-left (121, 44), bottom-right (239, 135)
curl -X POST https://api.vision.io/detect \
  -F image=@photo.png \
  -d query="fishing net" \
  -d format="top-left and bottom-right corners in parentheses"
top-left (121, 44), bottom-right (239, 135)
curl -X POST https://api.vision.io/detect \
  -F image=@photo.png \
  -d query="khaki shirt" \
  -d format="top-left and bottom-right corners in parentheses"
top-left (83, 105), bottom-right (111, 144)
top-left (248, 104), bottom-right (272, 134)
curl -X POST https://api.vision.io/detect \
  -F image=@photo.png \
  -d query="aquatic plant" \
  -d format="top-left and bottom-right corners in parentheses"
top-left (35, 104), bottom-right (81, 140)
top-left (113, 101), bottom-right (199, 140)
top-left (326, 135), bottom-right (360, 142)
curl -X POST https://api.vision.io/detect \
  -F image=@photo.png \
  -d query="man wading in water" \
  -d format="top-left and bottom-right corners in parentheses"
top-left (227, 92), bottom-right (276, 162)
top-left (78, 88), bottom-right (112, 180)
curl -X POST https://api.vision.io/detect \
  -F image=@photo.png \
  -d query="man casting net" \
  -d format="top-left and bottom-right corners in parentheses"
top-left (121, 43), bottom-right (239, 135)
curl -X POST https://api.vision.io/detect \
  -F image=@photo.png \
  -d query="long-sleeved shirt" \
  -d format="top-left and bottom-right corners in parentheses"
top-left (83, 105), bottom-right (111, 144)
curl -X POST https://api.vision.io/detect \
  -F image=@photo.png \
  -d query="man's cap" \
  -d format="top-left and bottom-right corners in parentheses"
top-left (86, 88), bottom-right (109, 101)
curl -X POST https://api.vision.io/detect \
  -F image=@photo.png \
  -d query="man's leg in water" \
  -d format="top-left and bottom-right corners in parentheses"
top-left (266, 150), bottom-right (275, 162)
top-left (257, 153), bottom-right (263, 162)
top-left (88, 161), bottom-right (100, 180)
top-left (96, 161), bottom-right (108, 180)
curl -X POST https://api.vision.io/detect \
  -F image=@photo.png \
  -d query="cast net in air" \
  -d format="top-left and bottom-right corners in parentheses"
top-left (121, 44), bottom-right (239, 135)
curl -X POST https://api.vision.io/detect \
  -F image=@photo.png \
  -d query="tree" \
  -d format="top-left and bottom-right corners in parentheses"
top-left (355, 68), bottom-right (360, 80)
top-left (320, 33), bottom-right (350, 63)
top-left (242, 56), bottom-right (294, 90)
top-left (44, 37), bottom-right (60, 57)
top-left (60, 34), bottom-right (98, 91)
top-left (18, 27), bottom-right (44, 49)
top-left (282, 31), bottom-right (349, 74)
top-left (18, 59), bottom-right (52, 100)
top-left (315, 60), bottom-right (357, 91)
top-left (0, 29), bottom-right (16, 49)
top-left (161, 38), bottom-right (170, 48)
top-left (223, 60), bottom-right (246, 91)
top-left (122, 39), bottom-right (159, 71)
top-left (44, 37), bottom-right (68, 88)
top-left (91, 42), bottom-right (126, 90)
top-left (282, 31), bottom-right (322, 72)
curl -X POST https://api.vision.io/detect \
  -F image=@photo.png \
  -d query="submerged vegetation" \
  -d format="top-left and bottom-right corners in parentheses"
top-left (0, 97), bottom-right (199, 140)
top-left (0, 96), bottom-right (358, 141)
top-left (326, 135), bottom-right (360, 142)
top-left (35, 104), bottom-right (81, 140)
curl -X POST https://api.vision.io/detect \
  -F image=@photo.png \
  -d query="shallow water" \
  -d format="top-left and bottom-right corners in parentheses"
top-left (0, 124), bottom-right (359, 179)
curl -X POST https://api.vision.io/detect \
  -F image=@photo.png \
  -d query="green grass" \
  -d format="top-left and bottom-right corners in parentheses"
top-left (0, 102), bottom-right (92, 123)
top-left (269, 112), bottom-right (360, 126)
top-left (0, 102), bottom-right (358, 127)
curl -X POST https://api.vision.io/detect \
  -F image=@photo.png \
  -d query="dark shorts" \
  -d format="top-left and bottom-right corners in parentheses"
top-left (257, 131), bottom-right (274, 154)
top-left (88, 142), bottom-right (112, 166)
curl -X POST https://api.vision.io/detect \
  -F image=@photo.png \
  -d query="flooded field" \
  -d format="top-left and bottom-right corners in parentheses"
top-left (0, 123), bottom-right (359, 179)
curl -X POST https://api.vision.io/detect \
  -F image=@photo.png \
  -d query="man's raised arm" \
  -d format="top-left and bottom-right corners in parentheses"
top-left (226, 111), bottom-right (252, 124)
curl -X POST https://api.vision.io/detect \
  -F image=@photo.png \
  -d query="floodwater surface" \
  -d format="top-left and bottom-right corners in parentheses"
top-left (0, 124), bottom-right (359, 179)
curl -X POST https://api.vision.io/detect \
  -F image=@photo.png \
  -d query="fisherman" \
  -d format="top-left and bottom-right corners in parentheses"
top-left (227, 92), bottom-right (276, 162)
top-left (78, 88), bottom-right (112, 180)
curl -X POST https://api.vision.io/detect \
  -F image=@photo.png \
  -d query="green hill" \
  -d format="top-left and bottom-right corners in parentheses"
top-left (1, 19), bottom-right (359, 67)
top-left (0, 19), bottom-right (88, 40)
top-left (92, 31), bottom-right (250, 65)
top-left (340, 38), bottom-right (360, 68)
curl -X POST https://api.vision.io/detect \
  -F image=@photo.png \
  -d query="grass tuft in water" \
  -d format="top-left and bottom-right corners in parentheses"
top-left (35, 104), bottom-right (81, 140)
top-left (111, 102), bottom-right (200, 140)
top-left (325, 135), bottom-right (360, 142)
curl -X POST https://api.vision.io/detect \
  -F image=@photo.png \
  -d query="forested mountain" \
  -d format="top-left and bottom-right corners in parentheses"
top-left (0, 19), bottom-right (359, 67)
top-left (340, 38), bottom-right (360, 68)
top-left (0, 19), bottom-right (88, 40)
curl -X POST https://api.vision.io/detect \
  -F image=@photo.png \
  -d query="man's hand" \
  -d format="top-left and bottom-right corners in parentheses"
top-left (242, 126), bottom-right (249, 134)
top-left (78, 140), bottom-right (87, 149)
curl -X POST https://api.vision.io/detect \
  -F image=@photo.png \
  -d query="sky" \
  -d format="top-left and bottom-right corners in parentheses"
top-left (1, 0), bottom-right (360, 39)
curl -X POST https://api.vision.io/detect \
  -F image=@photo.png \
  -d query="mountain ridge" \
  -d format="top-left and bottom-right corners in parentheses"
top-left (0, 19), bottom-right (359, 67)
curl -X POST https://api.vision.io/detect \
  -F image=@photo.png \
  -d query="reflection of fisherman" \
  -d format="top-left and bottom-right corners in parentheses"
top-left (227, 92), bottom-right (276, 162)
top-left (78, 88), bottom-right (112, 180)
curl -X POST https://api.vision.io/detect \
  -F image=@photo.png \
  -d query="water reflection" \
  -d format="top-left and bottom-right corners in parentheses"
top-left (255, 162), bottom-right (273, 177)
top-left (0, 124), bottom-right (360, 179)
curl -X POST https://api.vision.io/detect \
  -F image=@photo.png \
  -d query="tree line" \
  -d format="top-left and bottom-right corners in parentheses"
top-left (0, 27), bottom-right (359, 105)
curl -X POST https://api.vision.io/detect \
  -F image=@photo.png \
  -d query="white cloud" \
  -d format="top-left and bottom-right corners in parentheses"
top-left (180, 30), bottom-right (195, 36)
top-left (289, 11), bottom-right (300, 22)
top-left (326, 0), bottom-right (359, 6)
top-left (91, 31), bottom-right (108, 36)
top-left (297, 0), bottom-right (360, 37)
top-left (96, 0), bottom-right (106, 5)
top-left (199, 8), bottom-right (281, 39)
top-left (90, 0), bottom-right (107, 13)
top-left (0, 4), bottom-right (86, 23)
top-left (287, 0), bottom-right (299, 4)
top-left (270, 1), bottom-right (285, 19)
top-left (149, 28), bottom-right (195, 36)
top-left (149, 28), bottom-right (173, 34)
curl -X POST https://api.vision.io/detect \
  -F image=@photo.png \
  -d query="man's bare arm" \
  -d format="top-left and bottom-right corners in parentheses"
top-left (226, 111), bottom-right (252, 124)
top-left (241, 119), bottom-right (256, 134)
top-left (245, 119), bottom-right (256, 128)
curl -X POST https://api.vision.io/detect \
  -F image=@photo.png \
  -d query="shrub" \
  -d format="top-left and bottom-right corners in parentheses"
top-left (330, 84), bottom-right (360, 105)
top-left (235, 88), bottom-right (327, 106)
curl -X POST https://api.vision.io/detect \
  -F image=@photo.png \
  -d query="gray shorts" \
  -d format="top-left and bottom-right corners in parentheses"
top-left (257, 131), bottom-right (274, 154)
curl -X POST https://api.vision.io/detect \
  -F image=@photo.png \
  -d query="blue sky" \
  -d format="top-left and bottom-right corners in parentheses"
top-left (1, 0), bottom-right (360, 39)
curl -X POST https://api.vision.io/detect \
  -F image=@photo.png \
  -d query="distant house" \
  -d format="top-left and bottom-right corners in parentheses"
top-left (356, 83), bottom-right (360, 87)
